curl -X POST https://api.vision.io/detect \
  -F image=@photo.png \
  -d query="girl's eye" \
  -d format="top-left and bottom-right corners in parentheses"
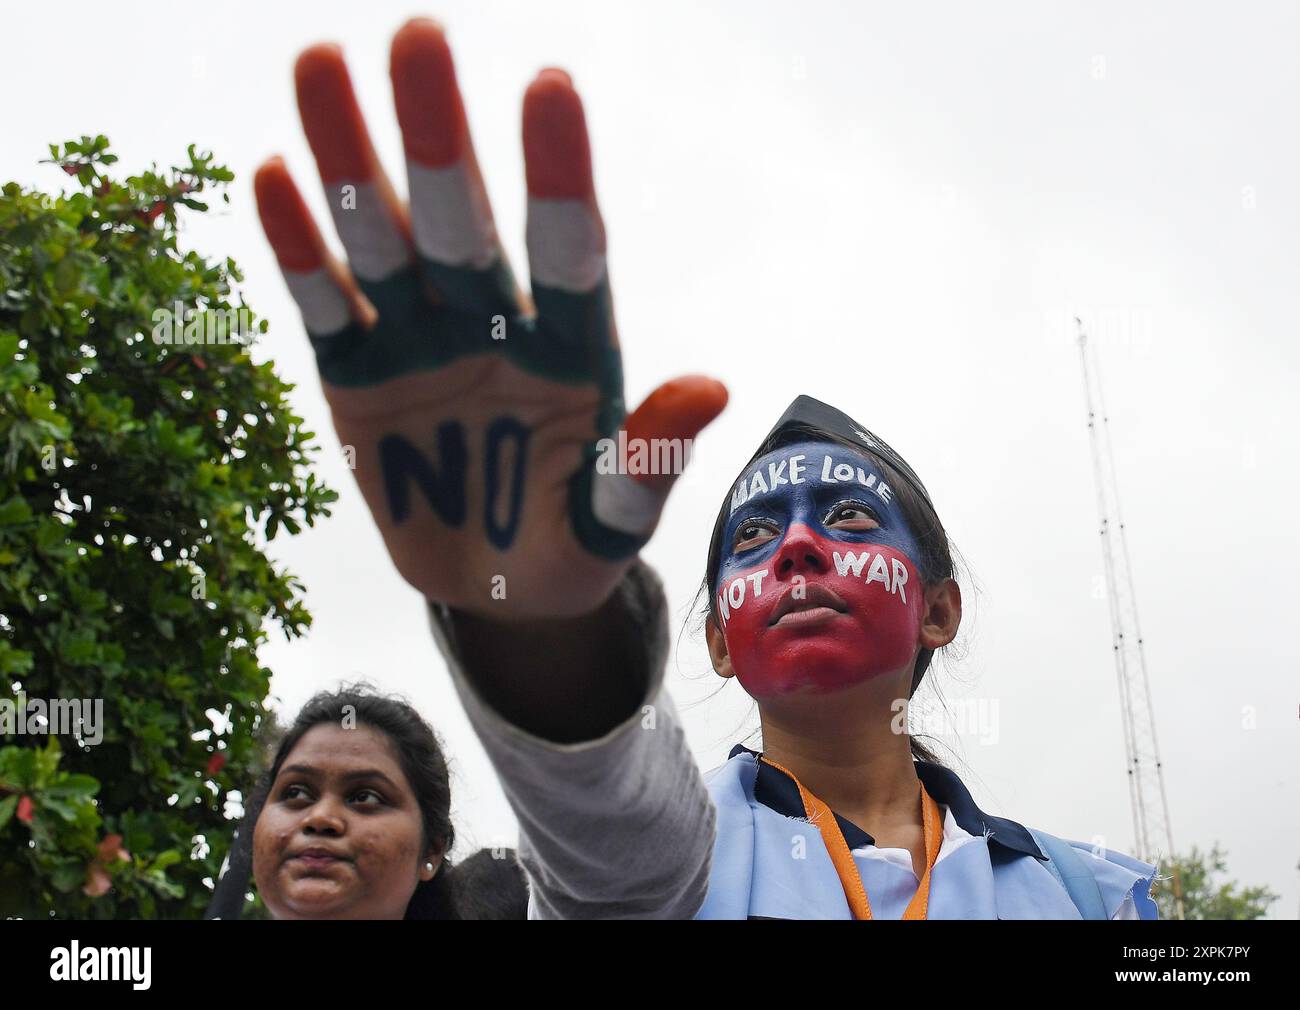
top-left (280, 783), bottom-right (312, 803)
top-left (350, 789), bottom-right (385, 807)
top-left (733, 520), bottom-right (778, 551)
top-left (826, 503), bottom-right (880, 528)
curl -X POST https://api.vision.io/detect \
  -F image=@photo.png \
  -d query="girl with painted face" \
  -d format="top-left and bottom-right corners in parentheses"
top-left (697, 405), bottom-right (963, 917)
top-left (254, 20), bottom-right (1157, 919)
top-left (205, 688), bottom-right (528, 920)
top-left (690, 398), bottom-right (1158, 918)
top-left (432, 397), bottom-right (1157, 920)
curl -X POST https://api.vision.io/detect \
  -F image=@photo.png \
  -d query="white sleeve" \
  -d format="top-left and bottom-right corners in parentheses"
top-left (426, 559), bottom-right (715, 919)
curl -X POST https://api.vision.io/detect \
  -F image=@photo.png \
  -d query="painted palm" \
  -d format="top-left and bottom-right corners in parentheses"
top-left (256, 20), bottom-right (726, 617)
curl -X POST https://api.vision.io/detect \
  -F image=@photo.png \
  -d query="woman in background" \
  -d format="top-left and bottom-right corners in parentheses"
top-left (206, 686), bottom-right (527, 919)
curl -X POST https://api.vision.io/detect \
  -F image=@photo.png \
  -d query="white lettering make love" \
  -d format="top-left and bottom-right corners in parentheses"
top-left (730, 454), bottom-right (894, 515)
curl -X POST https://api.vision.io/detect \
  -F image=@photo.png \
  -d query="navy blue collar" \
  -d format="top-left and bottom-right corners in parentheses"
top-left (729, 744), bottom-right (1044, 861)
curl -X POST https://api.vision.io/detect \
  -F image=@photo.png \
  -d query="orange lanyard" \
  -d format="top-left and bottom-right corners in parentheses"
top-left (760, 755), bottom-right (944, 920)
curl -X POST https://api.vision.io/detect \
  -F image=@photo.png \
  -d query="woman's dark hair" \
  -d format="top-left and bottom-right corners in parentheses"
top-left (206, 685), bottom-right (527, 920)
top-left (698, 422), bottom-right (966, 767)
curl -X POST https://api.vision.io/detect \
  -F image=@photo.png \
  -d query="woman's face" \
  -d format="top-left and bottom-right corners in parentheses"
top-left (252, 722), bottom-right (440, 919)
top-left (712, 439), bottom-right (928, 698)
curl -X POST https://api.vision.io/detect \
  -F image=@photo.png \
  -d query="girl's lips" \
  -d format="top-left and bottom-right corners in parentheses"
top-left (289, 848), bottom-right (351, 871)
top-left (295, 854), bottom-right (341, 866)
top-left (770, 605), bottom-right (843, 628)
top-left (767, 583), bottom-right (850, 626)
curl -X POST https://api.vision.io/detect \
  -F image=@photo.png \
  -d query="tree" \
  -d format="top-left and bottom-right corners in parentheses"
top-left (0, 136), bottom-right (336, 918)
top-left (1155, 844), bottom-right (1280, 920)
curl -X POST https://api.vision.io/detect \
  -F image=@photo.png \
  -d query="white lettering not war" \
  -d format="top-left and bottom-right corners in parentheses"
top-left (833, 550), bottom-right (908, 604)
top-left (717, 550), bottom-right (908, 627)
top-left (716, 569), bottom-right (769, 626)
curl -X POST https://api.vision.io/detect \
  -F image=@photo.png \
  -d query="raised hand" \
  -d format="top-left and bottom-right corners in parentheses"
top-left (254, 19), bottom-right (726, 619)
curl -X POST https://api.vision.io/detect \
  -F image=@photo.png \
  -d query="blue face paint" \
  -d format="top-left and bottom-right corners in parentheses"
top-left (715, 440), bottom-right (928, 697)
top-left (718, 440), bottom-right (924, 586)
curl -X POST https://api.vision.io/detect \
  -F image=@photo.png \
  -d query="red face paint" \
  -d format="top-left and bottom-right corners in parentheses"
top-left (716, 440), bottom-right (933, 696)
top-left (718, 524), bottom-right (925, 697)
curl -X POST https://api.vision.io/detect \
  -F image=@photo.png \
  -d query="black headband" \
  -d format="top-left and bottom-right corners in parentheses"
top-left (760, 395), bottom-right (935, 511)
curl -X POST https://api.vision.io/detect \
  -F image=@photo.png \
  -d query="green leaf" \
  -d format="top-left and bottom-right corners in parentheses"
top-left (0, 498), bottom-right (33, 525)
top-left (0, 794), bottom-right (17, 830)
top-left (51, 861), bottom-right (85, 893)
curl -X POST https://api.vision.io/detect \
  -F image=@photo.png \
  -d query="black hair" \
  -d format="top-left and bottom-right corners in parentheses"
top-left (696, 421), bottom-right (967, 767)
top-left (205, 685), bottom-right (527, 920)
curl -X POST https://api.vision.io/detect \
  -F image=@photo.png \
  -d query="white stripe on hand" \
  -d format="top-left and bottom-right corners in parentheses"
top-left (326, 180), bottom-right (411, 282)
top-left (591, 470), bottom-right (665, 536)
top-left (526, 198), bottom-right (606, 293)
top-left (284, 268), bottom-right (352, 336)
top-left (407, 159), bottom-right (498, 268)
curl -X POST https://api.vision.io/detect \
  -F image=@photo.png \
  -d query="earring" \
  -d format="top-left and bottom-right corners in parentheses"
top-left (425, 862), bottom-right (434, 872)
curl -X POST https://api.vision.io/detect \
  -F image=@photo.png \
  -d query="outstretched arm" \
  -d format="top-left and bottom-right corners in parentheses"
top-left (253, 18), bottom-right (723, 917)
top-left (430, 559), bottom-right (714, 918)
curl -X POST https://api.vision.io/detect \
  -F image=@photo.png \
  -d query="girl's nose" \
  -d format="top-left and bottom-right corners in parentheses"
top-left (773, 522), bottom-right (830, 579)
top-left (300, 798), bottom-right (347, 836)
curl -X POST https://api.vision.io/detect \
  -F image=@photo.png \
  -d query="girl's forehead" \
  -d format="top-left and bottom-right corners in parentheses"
top-left (729, 440), bottom-right (900, 517)
top-left (281, 722), bottom-right (403, 774)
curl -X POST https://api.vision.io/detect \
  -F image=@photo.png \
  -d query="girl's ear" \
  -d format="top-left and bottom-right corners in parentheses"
top-left (421, 847), bottom-right (445, 882)
top-left (705, 615), bottom-right (735, 680)
top-left (918, 577), bottom-right (962, 651)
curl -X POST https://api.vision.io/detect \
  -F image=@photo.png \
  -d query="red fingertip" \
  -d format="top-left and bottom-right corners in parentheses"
top-left (398, 15), bottom-right (445, 34)
top-left (536, 67), bottom-right (572, 87)
top-left (391, 18), bottom-right (466, 167)
top-left (523, 70), bottom-right (593, 200)
top-left (627, 376), bottom-right (729, 446)
top-left (254, 159), bottom-right (324, 272)
top-left (295, 43), bottom-right (376, 182)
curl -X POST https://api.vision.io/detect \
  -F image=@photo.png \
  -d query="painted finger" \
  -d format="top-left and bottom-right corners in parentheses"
top-left (575, 376), bottom-right (729, 557)
top-left (391, 18), bottom-right (519, 317)
top-left (254, 157), bottom-right (373, 366)
top-left (296, 43), bottom-right (414, 292)
top-left (523, 70), bottom-right (616, 357)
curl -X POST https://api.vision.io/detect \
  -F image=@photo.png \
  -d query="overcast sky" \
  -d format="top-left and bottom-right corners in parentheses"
top-left (7, 0), bottom-right (1297, 917)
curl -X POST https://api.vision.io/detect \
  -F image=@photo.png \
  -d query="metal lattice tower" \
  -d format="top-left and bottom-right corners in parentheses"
top-left (1075, 318), bottom-right (1184, 919)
